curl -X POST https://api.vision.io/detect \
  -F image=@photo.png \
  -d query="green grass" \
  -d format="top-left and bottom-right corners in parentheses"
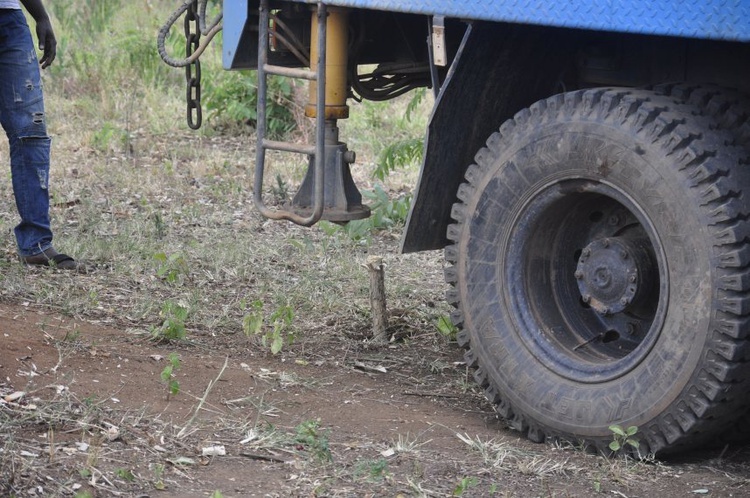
top-left (0, 0), bottom-right (442, 346)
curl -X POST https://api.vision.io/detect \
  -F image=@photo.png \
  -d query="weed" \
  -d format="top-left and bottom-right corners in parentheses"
top-left (154, 252), bottom-right (189, 284)
top-left (160, 353), bottom-right (182, 396)
top-left (608, 424), bottom-right (639, 453)
top-left (295, 419), bottom-right (332, 463)
top-left (151, 301), bottom-right (189, 342)
top-left (115, 468), bottom-right (135, 482)
top-left (593, 478), bottom-right (601, 493)
top-left (363, 185), bottom-right (411, 228)
top-left (322, 184), bottom-right (412, 242)
top-left (151, 463), bottom-right (166, 490)
top-left (152, 211), bottom-right (167, 239)
top-left (453, 476), bottom-right (478, 496)
top-left (62, 327), bottom-right (81, 343)
top-left (355, 458), bottom-right (390, 481)
top-left (272, 173), bottom-right (290, 204)
top-left (202, 71), bottom-right (299, 138)
top-left (243, 301), bottom-right (296, 355)
top-left (91, 122), bottom-right (128, 154)
top-left (436, 314), bottom-right (458, 340)
top-left (405, 88), bottom-right (428, 122)
top-left (374, 137), bottom-right (424, 181)
top-left (242, 300), bottom-right (264, 336)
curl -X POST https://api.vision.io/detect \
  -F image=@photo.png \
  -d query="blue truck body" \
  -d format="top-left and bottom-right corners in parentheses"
top-left (272, 0), bottom-right (750, 43)
top-left (224, 0), bottom-right (750, 68)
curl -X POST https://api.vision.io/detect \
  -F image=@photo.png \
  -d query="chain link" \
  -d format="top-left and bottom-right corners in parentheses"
top-left (184, 0), bottom-right (202, 129)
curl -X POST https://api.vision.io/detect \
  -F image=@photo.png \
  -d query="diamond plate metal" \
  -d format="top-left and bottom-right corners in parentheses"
top-left (288, 0), bottom-right (750, 42)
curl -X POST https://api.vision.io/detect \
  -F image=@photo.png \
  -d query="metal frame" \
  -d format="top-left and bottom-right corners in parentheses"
top-left (254, 0), bottom-right (327, 226)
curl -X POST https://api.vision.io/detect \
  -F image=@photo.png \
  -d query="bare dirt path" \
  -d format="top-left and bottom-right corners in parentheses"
top-left (1, 301), bottom-right (749, 497)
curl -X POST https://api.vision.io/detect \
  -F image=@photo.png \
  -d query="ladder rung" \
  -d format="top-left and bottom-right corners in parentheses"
top-left (263, 139), bottom-right (316, 156)
top-left (263, 64), bottom-right (317, 81)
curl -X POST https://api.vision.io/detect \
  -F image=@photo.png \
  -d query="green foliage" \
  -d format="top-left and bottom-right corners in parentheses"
top-left (272, 173), bottom-right (290, 204)
top-left (374, 137), bottom-right (424, 182)
top-left (321, 184), bottom-right (412, 242)
top-left (152, 212), bottom-right (167, 239)
top-left (91, 122), bottom-right (129, 154)
top-left (202, 72), bottom-right (298, 138)
top-left (160, 352), bottom-right (182, 396)
top-left (210, 491), bottom-right (225, 498)
top-left (364, 185), bottom-right (411, 228)
top-left (151, 301), bottom-right (189, 342)
top-left (355, 458), bottom-right (390, 481)
top-left (372, 88), bottom-right (426, 180)
top-left (152, 463), bottom-right (166, 490)
top-left (47, 0), bottom-right (178, 90)
top-left (453, 476), bottom-right (478, 496)
top-left (154, 252), bottom-right (189, 284)
top-left (243, 301), bottom-right (296, 355)
top-left (295, 419), bottom-right (332, 463)
top-left (404, 88), bottom-right (427, 123)
top-left (608, 424), bottom-right (639, 453)
top-left (115, 468), bottom-right (135, 482)
top-left (436, 315), bottom-right (458, 340)
top-left (242, 300), bottom-right (264, 336)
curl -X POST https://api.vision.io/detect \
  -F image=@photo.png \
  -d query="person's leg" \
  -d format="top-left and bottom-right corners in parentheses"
top-left (0, 9), bottom-right (54, 258)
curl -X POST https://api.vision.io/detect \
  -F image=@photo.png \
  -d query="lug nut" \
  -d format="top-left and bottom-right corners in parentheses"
top-left (582, 294), bottom-right (591, 304)
top-left (574, 270), bottom-right (583, 279)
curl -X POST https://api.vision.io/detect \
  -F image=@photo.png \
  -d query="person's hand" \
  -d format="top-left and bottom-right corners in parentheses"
top-left (34, 17), bottom-right (56, 68)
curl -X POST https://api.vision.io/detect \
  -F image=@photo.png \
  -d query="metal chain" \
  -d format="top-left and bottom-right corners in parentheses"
top-left (185, 0), bottom-right (202, 130)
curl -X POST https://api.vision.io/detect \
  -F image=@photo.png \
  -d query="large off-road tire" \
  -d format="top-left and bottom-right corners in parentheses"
top-left (445, 87), bottom-right (750, 455)
top-left (652, 83), bottom-right (750, 446)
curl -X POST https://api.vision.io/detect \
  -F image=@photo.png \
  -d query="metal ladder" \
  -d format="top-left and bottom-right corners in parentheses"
top-left (254, 0), bottom-right (327, 227)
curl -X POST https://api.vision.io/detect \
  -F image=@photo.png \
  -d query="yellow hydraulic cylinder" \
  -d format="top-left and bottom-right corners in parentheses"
top-left (306, 7), bottom-right (349, 120)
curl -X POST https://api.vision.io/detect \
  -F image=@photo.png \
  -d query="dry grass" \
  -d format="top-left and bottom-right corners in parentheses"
top-left (1, 3), bottom-right (748, 496)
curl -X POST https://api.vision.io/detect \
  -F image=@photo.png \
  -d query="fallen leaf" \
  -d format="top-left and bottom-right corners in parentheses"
top-left (4, 391), bottom-right (25, 402)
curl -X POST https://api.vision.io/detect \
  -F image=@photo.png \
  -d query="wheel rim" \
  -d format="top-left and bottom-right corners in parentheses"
top-left (504, 177), bottom-right (668, 383)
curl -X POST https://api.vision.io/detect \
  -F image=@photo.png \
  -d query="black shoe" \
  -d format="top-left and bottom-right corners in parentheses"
top-left (23, 248), bottom-right (83, 272)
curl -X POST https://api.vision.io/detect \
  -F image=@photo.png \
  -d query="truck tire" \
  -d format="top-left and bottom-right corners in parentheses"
top-left (444, 87), bottom-right (750, 455)
top-left (653, 83), bottom-right (750, 446)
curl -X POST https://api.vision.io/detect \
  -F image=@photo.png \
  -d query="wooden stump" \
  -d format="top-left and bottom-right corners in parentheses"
top-left (366, 256), bottom-right (388, 343)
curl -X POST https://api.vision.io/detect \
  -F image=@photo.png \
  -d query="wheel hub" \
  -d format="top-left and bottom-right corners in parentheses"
top-left (575, 237), bottom-right (652, 315)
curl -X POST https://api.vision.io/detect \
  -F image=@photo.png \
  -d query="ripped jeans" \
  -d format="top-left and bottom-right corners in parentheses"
top-left (0, 9), bottom-right (53, 257)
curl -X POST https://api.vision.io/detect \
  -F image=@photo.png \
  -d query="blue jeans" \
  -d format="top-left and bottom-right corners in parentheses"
top-left (0, 9), bottom-right (53, 257)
